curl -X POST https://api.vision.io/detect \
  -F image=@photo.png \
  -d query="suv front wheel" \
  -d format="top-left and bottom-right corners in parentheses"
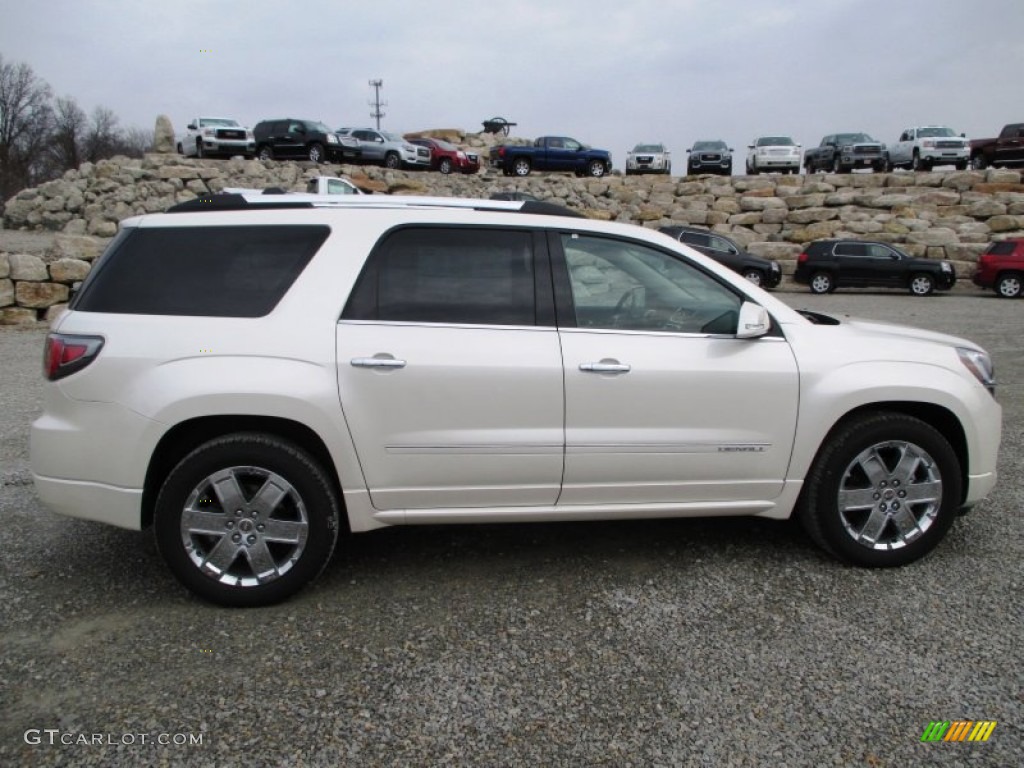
top-left (154, 433), bottom-right (340, 607)
top-left (909, 273), bottom-right (934, 296)
top-left (798, 413), bottom-right (960, 567)
top-left (996, 273), bottom-right (1022, 298)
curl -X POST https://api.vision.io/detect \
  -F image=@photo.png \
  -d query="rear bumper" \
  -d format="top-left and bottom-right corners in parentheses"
top-left (32, 475), bottom-right (143, 530)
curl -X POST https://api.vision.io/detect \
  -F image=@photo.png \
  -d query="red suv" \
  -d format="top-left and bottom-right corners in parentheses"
top-left (407, 137), bottom-right (480, 174)
top-left (973, 240), bottom-right (1024, 298)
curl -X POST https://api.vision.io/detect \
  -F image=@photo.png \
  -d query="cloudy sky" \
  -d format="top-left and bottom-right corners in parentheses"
top-left (2, 0), bottom-right (1021, 167)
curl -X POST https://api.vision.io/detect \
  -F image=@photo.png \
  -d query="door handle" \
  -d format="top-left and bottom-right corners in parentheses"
top-left (579, 361), bottom-right (631, 374)
top-left (351, 357), bottom-right (406, 369)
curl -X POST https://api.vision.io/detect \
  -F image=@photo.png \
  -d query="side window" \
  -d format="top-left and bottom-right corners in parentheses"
top-left (866, 244), bottom-right (896, 259)
top-left (708, 236), bottom-right (736, 254)
top-left (343, 228), bottom-right (536, 326)
top-left (680, 232), bottom-right (710, 248)
top-left (560, 234), bottom-right (741, 335)
top-left (563, 138), bottom-right (581, 151)
top-left (835, 243), bottom-right (866, 258)
top-left (326, 179), bottom-right (355, 195)
top-left (548, 138), bottom-right (564, 149)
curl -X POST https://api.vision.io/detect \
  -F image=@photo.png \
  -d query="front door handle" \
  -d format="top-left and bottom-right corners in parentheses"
top-left (579, 361), bottom-right (631, 374)
top-left (351, 356), bottom-right (406, 369)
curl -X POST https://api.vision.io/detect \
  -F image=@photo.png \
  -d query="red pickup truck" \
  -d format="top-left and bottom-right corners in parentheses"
top-left (970, 123), bottom-right (1024, 170)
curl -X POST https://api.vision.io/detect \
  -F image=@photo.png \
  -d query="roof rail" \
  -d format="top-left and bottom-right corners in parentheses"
top-left (166, 192), bottom-right (584, 218)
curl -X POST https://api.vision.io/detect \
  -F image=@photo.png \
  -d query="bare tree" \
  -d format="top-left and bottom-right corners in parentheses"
top-left (116, 126), bottom-right (152, 157)
top-left (49, 95), bottom-right (87, 170)
top-left (82, 105), bottom-right (120, 162)
top-left (0, 53), bottom-right (54, 200)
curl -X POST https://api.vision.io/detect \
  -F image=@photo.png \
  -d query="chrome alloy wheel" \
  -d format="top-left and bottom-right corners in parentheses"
top-left (836, 440), bottom-right (942, 551)
top-left (180, 466), bottom-right (309, 587)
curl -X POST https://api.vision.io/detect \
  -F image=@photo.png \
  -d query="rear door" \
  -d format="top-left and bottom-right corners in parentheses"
top-left (336, 226), bottom-right (564, 510)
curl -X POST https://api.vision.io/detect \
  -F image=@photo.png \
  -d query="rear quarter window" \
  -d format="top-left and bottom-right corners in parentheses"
top-left (71, 225), bottom-right (328, 317)
top-left (986, 241), bottom-right (1016, 256)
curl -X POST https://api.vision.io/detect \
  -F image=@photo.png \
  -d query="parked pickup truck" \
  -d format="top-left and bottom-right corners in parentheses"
top-left (970, 123), bottom-right (1024, 170)
top-left (887, 126), bottom-right (969, 171)
top-left (490, 136), bottom-right (612, 177)
top-left (804, 133), bottom-right (887, 174)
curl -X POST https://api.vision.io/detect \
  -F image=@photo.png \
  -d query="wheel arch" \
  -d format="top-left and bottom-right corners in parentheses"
top-left (142, 415), bottom-right (346, 530)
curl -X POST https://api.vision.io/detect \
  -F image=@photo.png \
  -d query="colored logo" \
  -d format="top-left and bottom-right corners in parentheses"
top-left (921, 721), bottom-right (997, 742)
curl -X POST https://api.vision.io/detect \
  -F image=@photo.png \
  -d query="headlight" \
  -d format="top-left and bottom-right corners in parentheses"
top-left (327, 134), bottom-right (338, 143)
top-left (203, 129), bottom-right (214, 137)
top-left (403, 144), bottom-right (416, 152)
top-left (457, 151), bottom-right (466, 159)
top-left (922, 140), bottom-right (935, 149)
top-left (958, 347), bottom-right (995, 394)
top-left (941, 261), bottom-right (952, 271)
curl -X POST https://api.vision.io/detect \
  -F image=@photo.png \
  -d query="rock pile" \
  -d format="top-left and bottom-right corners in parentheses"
top-left (3, 135), bottom-right (1023, 324)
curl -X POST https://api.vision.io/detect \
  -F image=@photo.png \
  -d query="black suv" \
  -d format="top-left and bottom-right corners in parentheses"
top-left (686, 140), bottom-right (733, 175)
top-left (794, 240), bottom-right (956, 296)
top-left (659, 226), bottom-right (781, 288)
top-left (253, 119), bottom-right (361, 163)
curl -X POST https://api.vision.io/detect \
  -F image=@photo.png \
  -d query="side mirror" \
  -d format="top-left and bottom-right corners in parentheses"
top-left (729, 148), bottom-right (735, 152)
top-left (686, 149), bottom-right (692, 153)
top-left (187, 123), bottom-right (197, 130)
top-left (736, 302), bottom-right (770, 339)
top-left (961, 133), bottom-right (966, 138)
top-left (747, 144), bottom-right (755, 149)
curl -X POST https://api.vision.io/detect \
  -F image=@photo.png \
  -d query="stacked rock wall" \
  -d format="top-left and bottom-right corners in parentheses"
top-left (3, 145), bottom-right (1023, 324)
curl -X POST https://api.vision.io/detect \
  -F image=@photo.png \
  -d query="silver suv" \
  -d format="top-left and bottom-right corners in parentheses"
top-left (31, 193), bottom-right (1000, 606)
top-left (336, 127), bottom-right (431, 169)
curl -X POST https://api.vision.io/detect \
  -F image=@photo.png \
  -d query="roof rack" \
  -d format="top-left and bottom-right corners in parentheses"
top-left (166, 192), bottom-right (584, 218)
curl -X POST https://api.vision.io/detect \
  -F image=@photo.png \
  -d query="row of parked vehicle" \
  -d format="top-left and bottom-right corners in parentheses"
top-left (662, 226), bottom-right (1024, 299)
top-left (624, 123), bottom-right (1024, 176)
top-left (176, 117), bottom-right (482, 173)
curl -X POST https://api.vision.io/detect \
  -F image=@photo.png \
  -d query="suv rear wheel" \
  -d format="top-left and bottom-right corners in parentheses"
top-left (810, 271), bottom-right (834, 294)
top-left (996, 273), bottom-right (1022, 298)
top-left (384, 152), bottom-right (401, 170)
top-left (798, 412), bottom-right (960, 567)
top-left (307, 143), bottom-right (325, 163)
top-left (513, 158), bottom-right (532, 177)
top-left (154, 433), bottom-right (340, 607)
top-left (909, 273), bottom-right (934, 296)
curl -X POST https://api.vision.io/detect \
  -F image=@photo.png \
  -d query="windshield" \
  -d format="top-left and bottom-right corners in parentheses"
top-left (756, 136), bottom-right (794, 146)
top-left (199, 118), bottom-right (239, 127)
top-left (633, 144), bottom-right (664, 153)
top-left (431, 139), bottom-right (457, 151)
top-left (310, 122), bottom-right (332, 134)
top-left (835, 133), bottom-right (875, 143)
top-left (917, 127), bottom-right (957, 138)
top-left (382, 132), bottom-right (404, 142)
top-left (693, 141), bottom-right (727, 151)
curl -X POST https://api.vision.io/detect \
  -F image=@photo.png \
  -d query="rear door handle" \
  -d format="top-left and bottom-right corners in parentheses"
top-left (579, 361), bottom-right (631, 374)
top-left (351, 356), bottom-right (406, 369)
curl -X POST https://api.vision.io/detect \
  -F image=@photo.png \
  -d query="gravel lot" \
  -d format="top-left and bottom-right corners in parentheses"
top-left (1, 291), bottom-right (1021, 767)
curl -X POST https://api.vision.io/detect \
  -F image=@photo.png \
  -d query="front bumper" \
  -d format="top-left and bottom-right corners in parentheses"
top-left (754, 155), bottom-right (800, 169)
top-left (201, 139), bottom-right (255, 156)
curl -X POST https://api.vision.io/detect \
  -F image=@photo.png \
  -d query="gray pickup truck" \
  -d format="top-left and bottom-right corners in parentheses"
top-left (804, 133), bottom-right (887, 174)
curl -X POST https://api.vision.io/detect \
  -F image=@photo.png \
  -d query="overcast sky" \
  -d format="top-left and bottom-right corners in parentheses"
top-left (2, 0), bottom-right (1021, 168)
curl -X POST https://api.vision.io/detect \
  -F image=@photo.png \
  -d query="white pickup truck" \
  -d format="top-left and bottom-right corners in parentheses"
top-left (887, 126), bottom-right (969, 171)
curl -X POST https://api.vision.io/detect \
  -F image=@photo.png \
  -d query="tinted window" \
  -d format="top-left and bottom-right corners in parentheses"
top-left (679, 232), bottom-right (710, 248)
top-left (987, 241), bottom-right (1016, 255)
top-left (73, 225), bottom-right (327, 317)
top-left (834, 243), bottom-right (867, 257)
top-left (708, 236), bottom-right (735, 254)
top-left (865, 244), bottom-right (897, 259)
top-left (561, 234), bottom-right (741, 334)
top-left (343, 228), bottom-right (535, 326)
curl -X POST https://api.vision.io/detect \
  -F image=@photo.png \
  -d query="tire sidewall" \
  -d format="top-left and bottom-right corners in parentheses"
top-left (154, 434), bottom-right (339, 607)
top-left (801, 414), bottom-right (961, 567)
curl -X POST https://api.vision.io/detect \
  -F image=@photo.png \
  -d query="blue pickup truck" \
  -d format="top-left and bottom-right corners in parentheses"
top-left (490, 136), bottom-right (613, 177)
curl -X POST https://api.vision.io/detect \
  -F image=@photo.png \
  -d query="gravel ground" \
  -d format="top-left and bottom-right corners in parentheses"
top-left (0, 292), bottom-right (1021, 767)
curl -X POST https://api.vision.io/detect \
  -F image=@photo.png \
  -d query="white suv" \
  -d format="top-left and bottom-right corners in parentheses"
top-left (746, 136), bottom-right (802, 174)
top-left (31, 193), bottom-right (1001, 606)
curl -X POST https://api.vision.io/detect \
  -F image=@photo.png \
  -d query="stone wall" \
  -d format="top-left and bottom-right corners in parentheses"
top-left (3, 136), bottom-right (1023, 324)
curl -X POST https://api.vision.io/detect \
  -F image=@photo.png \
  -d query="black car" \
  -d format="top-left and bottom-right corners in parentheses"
top-left (659, 226), bottom-right (781, 289)
top-left (253, 119), bottom-right (361, 164)
top-left (794, 240), bottom-right (956, 296)
top-left (686, 140), bottom-right (733, 175)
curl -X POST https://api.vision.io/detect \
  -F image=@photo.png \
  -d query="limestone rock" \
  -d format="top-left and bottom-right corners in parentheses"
top-left (0, 254), bottom-right (8, 278)
top-left (0, 307), bottom-right (39, 324)
top-left (906, 228), bottom-right (959, 246)
top-left (153, 115), bottom-right (175, 153)
top-left (16, 281), bottom-right (69, 308)
top-left (9, 253), bottom-right (47, 281)
top-left (52, 234), bottom-right (105, 261)
top-left (49, 258), bottom-right (92, 283)
top-left (0, 278), bottom-right (12, 306)
top-left (987, 215), bottom-right (1020, 232)
top-left (968, 200), bottom-right (1007, 218)
top-left (748, 242), bottom-right (801, 260)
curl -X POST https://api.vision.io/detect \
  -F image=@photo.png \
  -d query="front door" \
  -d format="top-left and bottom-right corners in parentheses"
top-left (553, 232), bottom-right (799, 505)
top-left (336, 226), bottom-right (564, 510)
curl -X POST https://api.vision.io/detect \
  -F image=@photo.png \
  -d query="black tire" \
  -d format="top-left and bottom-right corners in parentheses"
top-left (809, 271), bottom-right (834, 294)
top-left (438, 157), bottom-right (453, 174)
top-left (176, 142), bottom-right (184, 155)
top-left (384, 152), bottom-right (401, 170)
top-left (747, 162), bottom-right (758, 176)
top-left (587, 160), bottom-right (607, 178)
top-left (996, 272), bottom-right (1022, 298)
top-left (257, 144), bottom-right (273, 161)
top-left (832, 155), bottom-right (842, 174)
top-left (971, 154), bottom-right (987, 171)
top-left (908, 273), bottom-right (934, 296)
top-left (955, 161), bottom-right (968, 171)
top-left (512, 158), bottom-right (531, 177)
top-left (911, 151), bottom-right (921, 172)
top-left (741, 268), bottom-right (765, 287)
top-left (154, 433), bottom-right (340, 607)
top-left (797, 412), bottom-right (961, 567)
top-left (664, 164), bottom-right (672, 175)
top-left (625, 169), bottom-right (633, 176)
top-left (196, 139), bottom-right (205, 159)
top-left (307, 142), bottom-right (325, 164)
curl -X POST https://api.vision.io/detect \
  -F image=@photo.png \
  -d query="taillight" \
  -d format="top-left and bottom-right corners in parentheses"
top-left (43, 333), bottom-right (104, 381)
top-left (498, 146), bottom-right (505, 157)
top-left (798, 252), bottom-right (809, 263)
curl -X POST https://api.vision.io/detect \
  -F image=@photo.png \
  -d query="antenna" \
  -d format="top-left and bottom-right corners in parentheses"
top-left (368, 79), bottom-right (386, 130)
